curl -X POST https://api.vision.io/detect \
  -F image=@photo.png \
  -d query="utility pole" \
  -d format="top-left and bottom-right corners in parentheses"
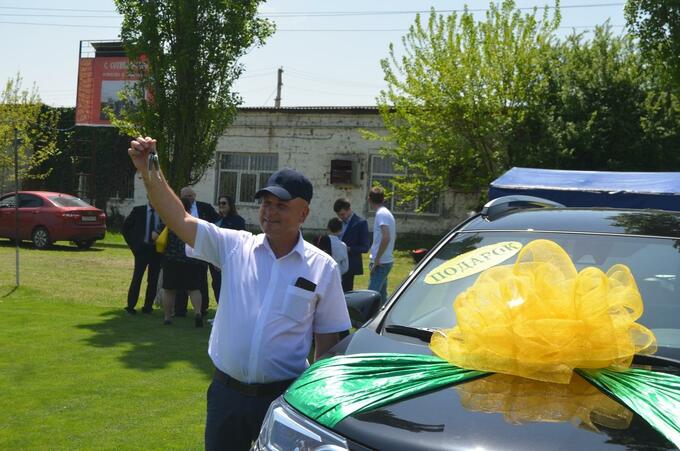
top-left (13, 127), bottom-right (20, 287)
top-left (274, 67), bottom-right (283, 108)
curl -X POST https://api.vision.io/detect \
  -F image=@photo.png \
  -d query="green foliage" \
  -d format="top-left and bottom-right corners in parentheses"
top-left (374, 1), bottom-right (680, 207)
top-left (371, 1), bottom-right (560, 208)
top-left (625, 0), bottom-right (680, 90)
top-left (23, 107), bottom-right (136, 210)
top-left (544, 27), bottom-right (641, 169)
top-left (0, 74), bottom-right (61, 192)
top-left (532, 24), bottom-right (680, 171)
top-left (113, 0), bottom-right (275, 191)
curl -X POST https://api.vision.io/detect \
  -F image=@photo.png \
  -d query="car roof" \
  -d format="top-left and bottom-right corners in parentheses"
top-left (460, 207), bottom-right (680, 239)
top-left (1, 191), bottom-right (79, 198)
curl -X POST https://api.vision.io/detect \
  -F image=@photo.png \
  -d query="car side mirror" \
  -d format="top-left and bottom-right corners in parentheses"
top-left (344, 290), bottom-right (381, 329)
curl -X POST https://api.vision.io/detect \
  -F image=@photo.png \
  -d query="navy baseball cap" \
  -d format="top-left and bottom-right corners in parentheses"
top-left (255, 168), bottom-right (313, 203)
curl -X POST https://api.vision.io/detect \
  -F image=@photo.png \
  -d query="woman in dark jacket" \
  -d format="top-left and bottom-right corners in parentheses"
top-left (161, 197), bottom-right (206, 326)
top-left (210, 195), bottom-right (245, 302)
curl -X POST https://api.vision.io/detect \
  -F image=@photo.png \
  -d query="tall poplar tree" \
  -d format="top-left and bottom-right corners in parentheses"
top-left (371, 0), bottom-right (560, 208)
top-left (114, 0), bottom-right (274, 190)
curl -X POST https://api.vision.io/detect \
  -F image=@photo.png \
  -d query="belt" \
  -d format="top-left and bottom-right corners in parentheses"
top-left (213, 368), bottom-right (294, 398)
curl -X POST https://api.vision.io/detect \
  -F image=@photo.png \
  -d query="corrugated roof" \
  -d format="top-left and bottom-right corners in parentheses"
top-left (237, 106), bottom-right (380, 114)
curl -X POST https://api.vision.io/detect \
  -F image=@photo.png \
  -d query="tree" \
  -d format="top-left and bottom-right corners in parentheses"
top-left (0, 74), bottom-right (60, 193)
top-left (625, 0), bottom-right (680, 90)
top-left (113, 0), bottom-right (274, 190)
top-left (533, 24), bottom-right (680, 172)
top-left (371, 1), bottom-right (560, 208)
top-left (540, 26), bottom-right (649, 170)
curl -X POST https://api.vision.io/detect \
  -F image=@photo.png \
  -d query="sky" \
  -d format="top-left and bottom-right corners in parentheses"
top-left (0, 1), bottom-right (627, 108)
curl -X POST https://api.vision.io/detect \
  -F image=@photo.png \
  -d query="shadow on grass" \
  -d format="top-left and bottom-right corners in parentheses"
top-left (96, 242), bottom-right (129, 250)
top-left (76, 308), bottom-right (214, 378)
top-left (1, 286), bottom-right (18, 297)
top-left (0, 240), bottom-right (105, 252)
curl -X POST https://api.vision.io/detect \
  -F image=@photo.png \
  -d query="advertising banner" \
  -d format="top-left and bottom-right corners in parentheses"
top-left (76, 52), bottom-right (143, 126)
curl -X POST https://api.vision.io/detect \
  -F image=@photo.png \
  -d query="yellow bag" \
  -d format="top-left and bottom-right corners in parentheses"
top-left (155, 226), bottom-right (169, 253)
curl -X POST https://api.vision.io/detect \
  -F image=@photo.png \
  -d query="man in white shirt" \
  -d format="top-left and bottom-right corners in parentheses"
top-left (327, 217), bottom-right (349, 275)
top-left (127, 137), bottom-right (351, 451)
top-left (368, 186), bottom-right (396, 305)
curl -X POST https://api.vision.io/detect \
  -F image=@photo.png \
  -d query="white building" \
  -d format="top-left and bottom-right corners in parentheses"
top-left (127, 106), bottom-right (479, 237)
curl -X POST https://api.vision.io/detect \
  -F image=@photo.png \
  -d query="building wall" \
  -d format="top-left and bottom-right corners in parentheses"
top-left (128, 107), bottom-right (480, 237)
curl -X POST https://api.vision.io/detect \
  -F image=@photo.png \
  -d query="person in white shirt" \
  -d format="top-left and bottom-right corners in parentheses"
top-left (368, 186), bottom-right (396, 305)
top-left (326, 217), bottom-right (349, 275)
top-left (126, 137), bottom-right (351, 451)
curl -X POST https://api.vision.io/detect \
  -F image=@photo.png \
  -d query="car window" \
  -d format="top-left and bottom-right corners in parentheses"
top-left (386, 231), bottom-right (680, 352)
top-left (48, 196), bottom-right (91, 207)
top-left (18, 194), bottom-right (43, 208)
top-left (0, 195), bottom-right (17, 208)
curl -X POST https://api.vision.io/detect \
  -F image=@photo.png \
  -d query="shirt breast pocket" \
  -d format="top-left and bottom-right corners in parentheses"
top-left (280, 285), bottom-right (316, 323)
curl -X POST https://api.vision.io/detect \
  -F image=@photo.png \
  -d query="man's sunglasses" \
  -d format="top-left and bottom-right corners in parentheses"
top-left (219, 201), bottom-right (228, 205)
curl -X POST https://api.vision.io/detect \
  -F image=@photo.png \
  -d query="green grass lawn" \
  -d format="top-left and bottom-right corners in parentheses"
top-left (0, 233), bottom-right (417, 450)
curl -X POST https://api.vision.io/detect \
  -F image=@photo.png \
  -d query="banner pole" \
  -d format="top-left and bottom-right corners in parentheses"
top-left (13, 127), bottom-right (20, 287)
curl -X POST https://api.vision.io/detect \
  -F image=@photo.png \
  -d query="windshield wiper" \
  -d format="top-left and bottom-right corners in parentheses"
top-left (384, 324), bottom-right (436, 343)
top-left (633, 354), bottom-right (680, 370)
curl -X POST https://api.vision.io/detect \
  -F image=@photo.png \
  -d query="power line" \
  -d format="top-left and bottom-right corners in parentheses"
top-left (262, 3), bottom-right (625, 17)
top-left (261, 87), bottom-right (278, 107)
top-left (0, 21), bottom-right (120, 29)
top-left (0, 2), bottom-right (626, 18)
top-left (0, 13), bottom-right (121, 19)
top-left (0, 20), bottom-right (624, 31)
top-left (285, 83), bottom-right (379, 97)
top-left (0, 6), bottom-right (117, 13)
top-left (286, 69), bottom-right (383, 89)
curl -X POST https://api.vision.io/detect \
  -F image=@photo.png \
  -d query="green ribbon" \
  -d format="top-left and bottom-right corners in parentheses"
top-left (284, 353), bottom-right (680, 448)
top-left (284, 353), bottom-right (486, 428)
top-left (578, 367), bottom-right (680, 448)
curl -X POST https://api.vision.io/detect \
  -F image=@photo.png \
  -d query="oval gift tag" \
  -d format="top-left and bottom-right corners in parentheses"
top-left (424, 241), bottom-right (523, 285)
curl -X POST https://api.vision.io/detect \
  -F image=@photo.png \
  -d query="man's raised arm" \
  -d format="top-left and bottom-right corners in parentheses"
top-left (128, 136), bottom-right (198, 247)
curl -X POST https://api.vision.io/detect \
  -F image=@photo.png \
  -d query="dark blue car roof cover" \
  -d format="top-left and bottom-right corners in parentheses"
top-left (489, 167), bottom-right (680, 212)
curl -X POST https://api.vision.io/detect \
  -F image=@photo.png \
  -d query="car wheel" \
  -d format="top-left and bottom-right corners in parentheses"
top-left (31, 227), bottom-right (51, 249)
top-left (75, 240), bottom-right (94, 250)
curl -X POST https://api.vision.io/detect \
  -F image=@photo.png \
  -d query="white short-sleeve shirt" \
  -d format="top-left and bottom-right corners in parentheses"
top-left (370, 206), bottom-right (396, 264)
top-left (188, 220), bottom-right (351, 383)
top-left (329, 234), bottom-right (349, 275)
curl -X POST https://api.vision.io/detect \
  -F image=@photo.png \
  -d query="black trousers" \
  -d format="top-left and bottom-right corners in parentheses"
top-left (209, 264), bottom-right (221, 304)
top-left (126, 246), bottom-right (161, 310)
top-left (175, 264), bottom-right (209, 315)
top-left (205, 378), bottom-right (287, 451)
top-left (341, 272), bottom-right (355, 292)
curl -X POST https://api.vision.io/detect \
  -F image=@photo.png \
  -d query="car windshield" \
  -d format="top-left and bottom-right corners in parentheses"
top-left (49, 196), bottom-right (91, 208)
top-left (386, 231), bottom-right (680, 352)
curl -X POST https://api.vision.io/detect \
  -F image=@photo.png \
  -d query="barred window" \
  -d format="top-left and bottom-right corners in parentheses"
top-left (369, 155), bottom-right (440, 215)
top-left (216, 153), bottom-right (278, 205)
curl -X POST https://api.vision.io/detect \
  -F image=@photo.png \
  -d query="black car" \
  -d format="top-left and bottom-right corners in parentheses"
top-left (255, 197), bottom-right (680, 450)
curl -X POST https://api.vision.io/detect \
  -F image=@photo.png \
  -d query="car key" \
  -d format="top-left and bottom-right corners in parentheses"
top-left (148, 151), bottom-right (161, 179)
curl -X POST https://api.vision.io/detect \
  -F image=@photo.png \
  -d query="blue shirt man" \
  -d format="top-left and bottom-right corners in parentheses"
top-left (333, 197), bottom-right (370, 292)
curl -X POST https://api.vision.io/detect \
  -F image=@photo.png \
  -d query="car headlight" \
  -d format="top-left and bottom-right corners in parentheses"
top-left (253, 397), bottom-right (348, 451)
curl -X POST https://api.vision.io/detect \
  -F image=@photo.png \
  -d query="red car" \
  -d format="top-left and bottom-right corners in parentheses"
top-left (0, 191), bottom-right (106, 249)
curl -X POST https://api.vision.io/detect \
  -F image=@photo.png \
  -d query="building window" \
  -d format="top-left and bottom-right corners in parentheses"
top-left (216, 152), bottom-right (278, 205)
top-left (369, 155), bottom-right (440, 215)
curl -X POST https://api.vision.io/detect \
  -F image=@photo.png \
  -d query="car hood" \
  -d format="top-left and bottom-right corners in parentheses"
top-left (324, 328), bottom-right (676, 451)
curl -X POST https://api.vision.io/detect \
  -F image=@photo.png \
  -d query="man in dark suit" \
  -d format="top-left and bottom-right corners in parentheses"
top-left (334, 198), bottom-right (370, 292)
top-left (122, 200), bottom-right (161, 314)
top-left (175, 187), bottom-right (219, 316)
